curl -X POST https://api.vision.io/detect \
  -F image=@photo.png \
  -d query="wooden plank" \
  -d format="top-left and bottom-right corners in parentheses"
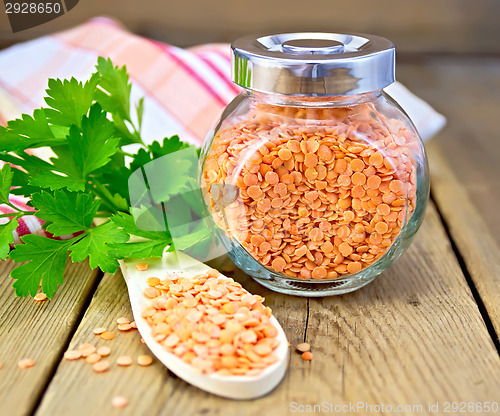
top-left (398, 58), bottom-right (500, 336)
top-left (398, 58), bottom-right (500, 245)
top-left (36, 203), bottom-right (500, 415)
top-left (0, 259), bottom-right (100, 416)
top-left (290, 205), bottom-right (500, 413)
top-left (427, 143), bottom-right (500, 339)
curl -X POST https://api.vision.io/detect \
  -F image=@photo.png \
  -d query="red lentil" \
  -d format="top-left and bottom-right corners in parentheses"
top-left (18, 358), bottom-right (35, 369)
top-left (100, 331), bottom-right (116, 341)
top-left (117, 356), bottom-right (133, 367)
top-left (34, 293), bottom-right (47, 302)
top-left (111, 396), bottom-right (128, 408)
top-left (64, 350), bottom-right (82, 360)
top-left (136, 263), bottom-right (149, 271)
top-left (93, 360), bottom-right (110, 373)
top-left (80, 346), bottom-right (96, 358)
top-left (142, 269), bottom-right (280, 376)
top-left (97, 346), bottom-right (111, 357)
top-left (78, 343), bottom-right (94, 351)
top-left (86, 353), bottom-right (102, 364)
top-left (295, 342), bottom-right (310, 353)
top-left (202, 103), bottom-right (417, 279)
top-left (137, 355), bottom-right (153, 366)
top-left (118, 323), bottom-right (133, 331)
top-left (93, 327), bottom-right (107, 335)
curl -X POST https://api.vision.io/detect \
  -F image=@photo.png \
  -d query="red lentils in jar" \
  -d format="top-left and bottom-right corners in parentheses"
top-left (200, 33), bottom-right (428, 295)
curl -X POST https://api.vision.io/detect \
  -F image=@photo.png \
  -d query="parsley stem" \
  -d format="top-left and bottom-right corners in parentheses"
top-left (91, 180), bottom-right (128, 213)
top-left (90, 187), bottom-right (119, 213)
top-left (4, 201), bottom-right (24, 212)
top-left (117, 149), bottom-right (134, 158)
top-left (0, 211), bottom-right (35, 219)
top-left (94, 212), bottom-right (114, 218)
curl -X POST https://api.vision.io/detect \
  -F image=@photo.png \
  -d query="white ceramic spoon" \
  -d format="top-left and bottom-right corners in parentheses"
top-left (119, 251), bottom-right (289, 400)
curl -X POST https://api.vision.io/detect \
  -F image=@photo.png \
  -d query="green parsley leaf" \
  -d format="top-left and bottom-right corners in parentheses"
top-left (107, 192), bottom-right (129, 213)
top-left (137, 146), bottom-right (196, 204)
top-left (0, 151), bottom-right (49, 196)
top-left (28, 146), bottom-right (86, 192)
top-left (110, 212), bottom-right (171, 259)
top-left (94, 57), bottom-right (144, 145)
top-left (44, 73), bottom-right (100, 127)
top-left (3, 148), bottom-right (85, 193)
top-left (110, 239), bottom-right (168, 259)
top-left (68, 103), bottom-right (118, 177)
top-left (128, 147), bottom-right (152, 173)
top-left (11, 234), bottom-right (77, 297)
top-left (29, 171), bottom-right (86, 192)
top-left (111, 212), bottom-right (171, 241)
top-left (0, 109), bottom-right (65, 152)
top-left (0, 163), bottom-right (13, 204)
top-left (97, 166), bottom-right (130, 204)
top-left (128, 136), bottom-right (192, 174)
top-left (170, 219), bottom-right (213, 252)
top-left (70, 221), bottom-right (129, 273)
top-left (32, 190), bottom-right (99, 236)
top-left (9, 166), bottom-right (43, 198)
top-left (136, 97), bottom-right (144, 131)
top-left (1, 150), bottom-right (53, 172)
top-left (149, 135), bottom-right (190, 158)
top-left (0, 218), bottom-right (18, 260)
top-left (1, 57), bottom-right (204, 298)
top-left (95, 57), bottom-right (131, 123)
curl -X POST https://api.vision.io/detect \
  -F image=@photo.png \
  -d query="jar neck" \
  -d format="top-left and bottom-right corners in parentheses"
top-left (244, 89), bottom-right (383, 107)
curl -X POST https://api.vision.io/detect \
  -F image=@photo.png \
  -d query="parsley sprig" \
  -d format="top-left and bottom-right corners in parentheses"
top-left (0, 57), bottom-right (211, 298)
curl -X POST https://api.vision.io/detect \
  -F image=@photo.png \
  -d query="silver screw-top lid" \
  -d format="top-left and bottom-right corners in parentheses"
top-left (232, 32), bottom-right (395, 96)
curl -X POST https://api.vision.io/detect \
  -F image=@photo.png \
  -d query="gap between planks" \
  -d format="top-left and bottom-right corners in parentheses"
top-left (431, 190), bottom-right (500, 354)
top-left (427, 141), bottom-right (500, 344)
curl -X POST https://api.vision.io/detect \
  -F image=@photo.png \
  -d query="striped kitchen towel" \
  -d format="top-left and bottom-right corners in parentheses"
top-left (0, 17), bottom-right (446, 244)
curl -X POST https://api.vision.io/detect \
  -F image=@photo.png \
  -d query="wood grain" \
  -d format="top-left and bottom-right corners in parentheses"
top-left (398, 57), bottom-right (500, 246)
top-left (292, 205), bottom-right (500, 413)
top-left (398, 57), bottom-right (500, 338)
top-left (427, 142), bottom-right (500, 339)
top-left (0, 259), bottom-right (100, 416)
top-left (35, 203), bottom-right (500, 416)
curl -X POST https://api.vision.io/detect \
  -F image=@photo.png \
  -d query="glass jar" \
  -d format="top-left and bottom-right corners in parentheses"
top-left (200, 33), bottom-right (429, 296)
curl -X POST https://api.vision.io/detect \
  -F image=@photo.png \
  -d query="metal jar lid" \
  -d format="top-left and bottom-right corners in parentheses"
top-left (232, 32), bottom-right (395, 96)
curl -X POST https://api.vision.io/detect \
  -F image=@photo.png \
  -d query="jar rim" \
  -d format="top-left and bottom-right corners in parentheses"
top-left (232, 32), bottom-right (395, 96)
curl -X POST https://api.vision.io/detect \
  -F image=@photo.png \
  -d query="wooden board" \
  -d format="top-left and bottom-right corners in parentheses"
top-left (398, 57), bottom-right (500, 246)
top-left (0, 259), bottom-right (100, 416)
top-left (427, 143), bottom-right (500, 339)
top-left (35, 203), bottom-right (500, 416)
top-left (398, 58), bottom-right (500, 338)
